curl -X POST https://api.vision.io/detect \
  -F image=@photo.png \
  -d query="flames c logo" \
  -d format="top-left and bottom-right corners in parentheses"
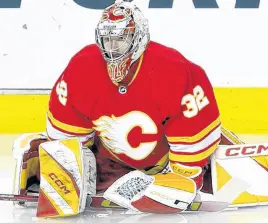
top-left (93, 111), bottom-right (158, 160)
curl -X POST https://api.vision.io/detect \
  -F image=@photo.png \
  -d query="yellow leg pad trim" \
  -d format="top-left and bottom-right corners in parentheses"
top-left (39, 148), bottom-right (79, 213)
top-left (39, 189), bottom-right (65, 216)
top-left (60, 138), bottom-right (83, 176)
top-left (232, 192), bottom-right (268, 205)
top-left (154, 173), bottom-right (195, 193)
top-left (252, 156), bottom-right (268, 170)
top-left (20, 157), bottom-right (39, 190)
top-left (215, 162), bottom-right (232, 191)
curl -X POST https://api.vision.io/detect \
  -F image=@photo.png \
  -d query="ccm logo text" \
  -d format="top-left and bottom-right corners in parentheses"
top-left (48, 173), bottom-right (71, 195)
top-left (225, 144), bottom-right (268, 157)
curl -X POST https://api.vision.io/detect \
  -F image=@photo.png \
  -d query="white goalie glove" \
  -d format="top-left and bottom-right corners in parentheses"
top-left (103, 170), bottom-right (197, 213)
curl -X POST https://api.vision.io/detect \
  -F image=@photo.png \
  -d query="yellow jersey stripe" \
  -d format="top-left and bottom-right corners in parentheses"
top-left (47, 110), bottom-right (93, 134)
top-left (167, 116), bottom-right (221, 143)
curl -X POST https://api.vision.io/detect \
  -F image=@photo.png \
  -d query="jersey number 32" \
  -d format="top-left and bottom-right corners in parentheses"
top-left (181, 85), bottom-right (210, 118)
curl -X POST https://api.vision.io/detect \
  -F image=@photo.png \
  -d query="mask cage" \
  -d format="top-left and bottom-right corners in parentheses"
top-left (96, 26), bottom-right (137, 62)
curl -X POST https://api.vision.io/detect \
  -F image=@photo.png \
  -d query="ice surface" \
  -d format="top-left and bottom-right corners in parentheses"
top-left (0, 134), bottom-right (268, 223)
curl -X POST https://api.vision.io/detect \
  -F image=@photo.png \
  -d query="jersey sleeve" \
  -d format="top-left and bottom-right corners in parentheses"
top-left (164, 62), bottom-right (221, 167)
top-left (46, 49), bottom-right (95, 147)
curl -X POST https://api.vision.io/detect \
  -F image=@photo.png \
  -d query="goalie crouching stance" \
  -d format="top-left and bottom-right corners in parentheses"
top-left (12, 129), bottom-right (244, 218)
top-left (11, 0), bottom-right (264, 218)
top-left (12, 134), bottom-right (198, 217)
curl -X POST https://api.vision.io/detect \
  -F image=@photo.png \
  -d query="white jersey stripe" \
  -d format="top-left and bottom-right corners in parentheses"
top-left (169, 126), bottom-right (221, 154)
top-left (46, 117), bottom-right (95, 144)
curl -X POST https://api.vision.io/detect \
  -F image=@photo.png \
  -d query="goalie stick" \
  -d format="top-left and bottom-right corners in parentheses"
top-left (0, 193), bottom-right (228, 212)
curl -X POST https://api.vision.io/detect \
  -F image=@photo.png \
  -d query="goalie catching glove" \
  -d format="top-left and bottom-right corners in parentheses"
top-left (13, 134), bottom-right (96, 218)
top-left (103, 170), bottom-right (197, 213)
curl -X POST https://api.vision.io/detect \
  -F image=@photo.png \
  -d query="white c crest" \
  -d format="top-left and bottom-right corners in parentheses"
top-left (93, 111), bottom-right (158, 160)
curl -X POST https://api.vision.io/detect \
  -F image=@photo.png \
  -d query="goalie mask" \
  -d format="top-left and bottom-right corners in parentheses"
top-left (96, 0), bottom-right (150, 83)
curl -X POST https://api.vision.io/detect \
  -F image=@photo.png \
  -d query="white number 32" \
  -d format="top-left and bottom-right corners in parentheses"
top-left (181, 85), bottom-right (210, 118)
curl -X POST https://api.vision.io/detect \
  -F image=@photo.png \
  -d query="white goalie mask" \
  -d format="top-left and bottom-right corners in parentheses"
top-left (96, 0), bottom-right (150, 83)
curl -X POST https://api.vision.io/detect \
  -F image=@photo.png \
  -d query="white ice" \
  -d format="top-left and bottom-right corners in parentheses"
top-left (0, 134), bottom-right (268, 223)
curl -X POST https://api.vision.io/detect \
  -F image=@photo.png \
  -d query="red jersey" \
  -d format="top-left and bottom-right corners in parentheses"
top-left (47, 41), bottom-right (221, 175)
